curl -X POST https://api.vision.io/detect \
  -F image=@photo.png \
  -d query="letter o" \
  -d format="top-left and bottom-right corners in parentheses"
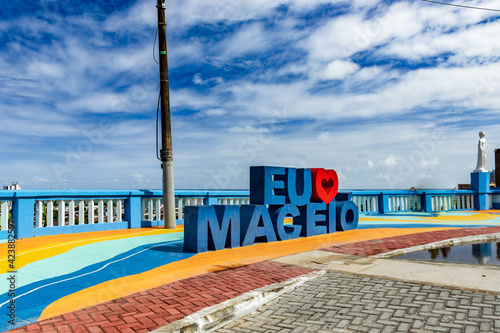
top-left (336, 201), bottom-right (359, 231)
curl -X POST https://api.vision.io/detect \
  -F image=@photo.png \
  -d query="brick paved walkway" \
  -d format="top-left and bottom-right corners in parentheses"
top-left (7, 227), bottom-right (500, 333)
top-left (217, 271), bottom-right (500, 333)
top-left (323, 226), bottom-right (500, 256)
top-left (6, 262), bottom-right (313, 333)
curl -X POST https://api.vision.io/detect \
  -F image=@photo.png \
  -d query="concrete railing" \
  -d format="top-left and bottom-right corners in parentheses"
top-left (351, 189), bottom-right (495, 213)
top-left (0, 190), bottom-right (249, 239)
top-left (1, 188), bottom-right (499, 239)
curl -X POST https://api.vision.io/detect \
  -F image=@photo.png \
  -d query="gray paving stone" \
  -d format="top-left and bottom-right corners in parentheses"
top-left (214, 271), bottom-right (500, 333)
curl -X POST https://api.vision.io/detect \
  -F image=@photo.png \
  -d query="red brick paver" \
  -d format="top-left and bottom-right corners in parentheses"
top-left (323, 226), bottom-right (500, 256)
top-left (7, 262), bottom-right (314, 333)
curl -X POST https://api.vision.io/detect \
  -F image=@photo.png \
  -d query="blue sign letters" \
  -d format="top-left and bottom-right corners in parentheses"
top-left (184, 166), bottom-right (359, 253)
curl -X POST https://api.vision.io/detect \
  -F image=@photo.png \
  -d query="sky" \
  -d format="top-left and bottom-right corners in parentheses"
top-left (1, 0), bottom-right (500, 191)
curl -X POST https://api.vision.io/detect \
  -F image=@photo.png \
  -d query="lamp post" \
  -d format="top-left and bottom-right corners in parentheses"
top-left (156, 0), bottom-right (176, 229)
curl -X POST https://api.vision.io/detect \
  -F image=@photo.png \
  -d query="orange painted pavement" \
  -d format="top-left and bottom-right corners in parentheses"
top-left (40, 227), bottom-right (455, 320)
top-left (0, 227), bottom-right (183, 273)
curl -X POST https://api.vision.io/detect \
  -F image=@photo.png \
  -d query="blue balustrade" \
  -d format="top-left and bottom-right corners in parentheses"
top-left (0, 190), bottom-right (250, 239)
top-left (1, 187), bottom-right (499, 240)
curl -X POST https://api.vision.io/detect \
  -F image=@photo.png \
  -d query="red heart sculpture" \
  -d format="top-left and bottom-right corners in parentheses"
top-left (310, 168), bottom-right (339, 204)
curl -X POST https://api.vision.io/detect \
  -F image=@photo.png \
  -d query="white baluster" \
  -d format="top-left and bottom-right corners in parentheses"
top-left (47, 201), bottom-right (54, 227)
top-left (35, 201), bottom-right (43, 228)
top-left (58, 200), bottom-right (65, 226)
top-left (156, 199), bottom-right (161, 221)
top-left (88, 200), bottom-right (95, 224)
top-left (68, 200), bottom-right (75, 226)
top-left (177, 198), bottom-right (183, 220)
top-left (148, 199), bottom-right (153, 221)
top-left (116, 200), bottom-right (123, 222)
top-left (98, 199), bottom-right (104, 223)
top-left (107, 199), bottom-right (113, 222)
top-left (78, 200), bottom-right (85, 224)
top-left (1, 201), bottom-right (8, 231)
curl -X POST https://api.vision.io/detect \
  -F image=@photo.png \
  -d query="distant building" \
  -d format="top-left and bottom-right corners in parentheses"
top-left (3, 182), bottom-right (20, 190)
top-left (496, 149), bottom-right (500, 186)
top-left (491, 170), bottom-right (495, 186)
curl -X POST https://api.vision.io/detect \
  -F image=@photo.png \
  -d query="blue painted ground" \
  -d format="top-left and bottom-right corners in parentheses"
top-left (0, 239), bottom-right (194, 331)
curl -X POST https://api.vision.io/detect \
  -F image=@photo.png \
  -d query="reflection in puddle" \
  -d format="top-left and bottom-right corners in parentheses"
top-left (395, 242), bottom-right (500, 266)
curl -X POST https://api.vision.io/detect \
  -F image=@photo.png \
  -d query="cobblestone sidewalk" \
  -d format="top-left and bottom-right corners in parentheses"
top-left (216, 271), bottom-right (500, 333)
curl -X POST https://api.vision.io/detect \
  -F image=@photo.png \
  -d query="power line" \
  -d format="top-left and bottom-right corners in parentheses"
top-left (421, 0), bottom-right (500, 12)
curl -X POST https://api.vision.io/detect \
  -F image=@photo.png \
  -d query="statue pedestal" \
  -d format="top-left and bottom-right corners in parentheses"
top-left (471, 172), bottom-right (490, 210)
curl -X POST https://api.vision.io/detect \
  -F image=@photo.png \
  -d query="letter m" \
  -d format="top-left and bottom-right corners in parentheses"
top-left (183, 205), bottom-right (240, 253)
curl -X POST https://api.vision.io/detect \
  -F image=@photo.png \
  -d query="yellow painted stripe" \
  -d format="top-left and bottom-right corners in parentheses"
top-left (0, 227), bottom-right (183, 273)
top-left (422, 213), bottom-right (497, 221)
top-left (40, 227), bottom-right (453, 320)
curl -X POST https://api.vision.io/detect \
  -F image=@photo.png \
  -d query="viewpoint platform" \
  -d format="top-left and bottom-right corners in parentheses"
top-left (2, 211), bottom-right (500, 332)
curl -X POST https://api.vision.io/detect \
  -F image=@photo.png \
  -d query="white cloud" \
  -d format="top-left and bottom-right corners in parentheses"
top-left (321, 60), bottom-right (360, 80)
top-left (317, 132), bottom-right (331, 143)
top-left (228, 125), bottom-right (270, 134)
top-left (204, 108), bottom-right (227, 116)
top-left (383, 155), bottom-right (399, 167)
top-left (193, 73), bottom-right (224, 85)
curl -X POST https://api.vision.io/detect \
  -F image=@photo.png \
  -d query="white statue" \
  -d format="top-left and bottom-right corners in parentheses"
top-left (474, 131), bottom-right (487, 172)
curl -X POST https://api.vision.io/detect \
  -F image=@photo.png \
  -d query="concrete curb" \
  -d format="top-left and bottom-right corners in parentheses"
top-left (372, 232), bottom-right (500, 258)
top-left (150, 270), bottom-right (325, 333)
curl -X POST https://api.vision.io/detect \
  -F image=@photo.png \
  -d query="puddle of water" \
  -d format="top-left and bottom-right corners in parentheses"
top-left (395, 242), bottom-right (500, 266)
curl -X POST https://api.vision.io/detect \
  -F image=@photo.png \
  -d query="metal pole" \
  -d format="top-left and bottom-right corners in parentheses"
top-left (156, 0), bottom-right (176, 229)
